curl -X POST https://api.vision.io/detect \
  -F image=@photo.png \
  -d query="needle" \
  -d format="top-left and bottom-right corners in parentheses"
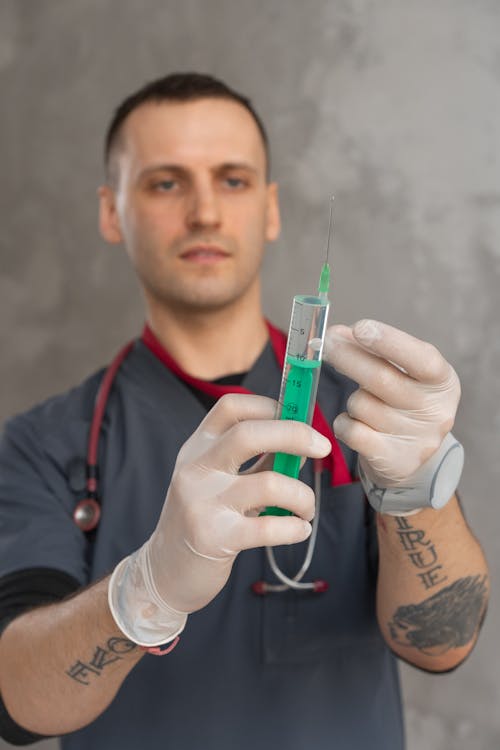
top-left (318, 195), bottom-right (334, 297)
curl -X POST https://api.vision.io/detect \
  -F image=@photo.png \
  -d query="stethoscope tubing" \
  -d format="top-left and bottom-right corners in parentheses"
top-left (73, 341), bottom-right (135, 532)
top-left (72, 337), bottom-right (330, 595)
top-left (252, 458), bottom-right (329, 595)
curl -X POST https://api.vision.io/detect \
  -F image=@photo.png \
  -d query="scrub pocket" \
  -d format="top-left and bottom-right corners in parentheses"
top-left (261, 480), bottom-right (379, 665)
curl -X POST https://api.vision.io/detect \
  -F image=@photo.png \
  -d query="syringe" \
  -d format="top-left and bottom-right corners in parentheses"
top-left (263, 198), bottom-right (334, 516)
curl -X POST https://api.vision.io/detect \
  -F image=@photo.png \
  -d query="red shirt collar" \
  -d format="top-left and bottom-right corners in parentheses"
top-left (141, 321), bottom-right (352, 486)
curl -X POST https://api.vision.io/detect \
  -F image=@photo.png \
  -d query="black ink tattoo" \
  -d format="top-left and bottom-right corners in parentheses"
top-left (66, 637), bottom-right (137, 685)
top-left (408, 545), bottom-right (438, 569)
top-left (388, 575), bottom-right (488, 655)
top-left (417, 566), bottom-right (447, 590)
top-left (394, 515), bottom-right (448, 590)
top-left (106, 637), bottom-right (137, 655)
top-left (66, 660), bottom-right (101, 686)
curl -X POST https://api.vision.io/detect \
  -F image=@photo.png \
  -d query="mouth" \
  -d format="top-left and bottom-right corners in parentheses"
top-left (179, 244), bottom-right (231, 264)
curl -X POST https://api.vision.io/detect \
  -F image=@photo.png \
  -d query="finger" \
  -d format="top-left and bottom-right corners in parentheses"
top-left (237, 515), bottom-right (312, 550)
top-left (241, 453), bottom-right (307, 476)
top-left (351, 320), bottom-right (452, 385)
top-left (239, 452), bottom-right (274, 475)
top-left (333, 412), bottom-right (406, 480)
top-left (333, 412), bottom-right (439, 481)
top-left (198, 393), bottom-right (278, 437)
top-left (178, 395), bottom-right (280, 467)
top-left (199, 419), bottom-right (331, 474)
top-left (324, 326), bottom-right (417, 409)
top-left (222, 471), bottom-right (316, 521)
top-left (333, 412), bottom-right (385, 457)
top-left (346, 388), bottom-right (434, 435)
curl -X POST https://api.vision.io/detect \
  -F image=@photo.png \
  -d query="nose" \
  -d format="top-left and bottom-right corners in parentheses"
top-left (186, 182), bottom-right (221, 231)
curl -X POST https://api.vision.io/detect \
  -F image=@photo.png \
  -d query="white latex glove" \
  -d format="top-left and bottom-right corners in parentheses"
top-left (109, 393), bottom-right (331, 646)
top-left (324, 319), bottom-right (461, 501)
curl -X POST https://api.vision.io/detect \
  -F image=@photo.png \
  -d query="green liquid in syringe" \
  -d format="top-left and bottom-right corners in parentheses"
top-left (264, 355), bottom-right (321, 516)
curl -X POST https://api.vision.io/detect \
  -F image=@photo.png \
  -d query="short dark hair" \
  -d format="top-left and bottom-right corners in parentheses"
top-left (104, 72), bottom-right (270, 182)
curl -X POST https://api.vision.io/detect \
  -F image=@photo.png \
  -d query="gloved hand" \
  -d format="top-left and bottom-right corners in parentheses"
top-left (323, 319), bottom-right (462, 513)
top-left (109, 394), bottom-right (331, 646)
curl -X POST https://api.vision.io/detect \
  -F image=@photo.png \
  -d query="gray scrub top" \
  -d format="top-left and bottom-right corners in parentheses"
top-left (0, 338), bottom-right (404, 750)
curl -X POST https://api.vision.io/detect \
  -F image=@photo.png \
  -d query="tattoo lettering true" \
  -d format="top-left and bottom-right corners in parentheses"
top-left (388, 575), bottom-right (488, 655)
top-left (394, 515), bottom-right (447, 590)
top-left (66, 637), bottom-right (137, 685)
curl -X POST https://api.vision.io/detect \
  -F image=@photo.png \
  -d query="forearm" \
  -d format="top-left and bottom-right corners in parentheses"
top-left (376, 496), bottom-right (489, 671)
top-left (0, 576), bottom-right (143, 735)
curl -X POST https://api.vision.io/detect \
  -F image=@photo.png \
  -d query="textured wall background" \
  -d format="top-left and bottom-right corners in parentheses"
top-left (1, 1), bottom-right (499, 748)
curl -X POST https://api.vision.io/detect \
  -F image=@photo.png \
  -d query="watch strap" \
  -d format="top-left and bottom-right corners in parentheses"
top-left (358, 432), bottom-right (464, 515)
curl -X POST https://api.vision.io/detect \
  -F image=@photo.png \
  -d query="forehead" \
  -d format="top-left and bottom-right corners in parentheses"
top-left (116, 98), bottom-right (267, 176)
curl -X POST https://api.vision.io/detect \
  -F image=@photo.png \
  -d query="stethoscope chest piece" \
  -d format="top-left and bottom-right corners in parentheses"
top-left (68, 456), bottom-right (101, 532)
top-left (73, 498), bottom-right (101, 532)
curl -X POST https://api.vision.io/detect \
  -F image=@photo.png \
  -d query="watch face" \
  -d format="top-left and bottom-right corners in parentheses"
top-left (429, 440), bottom-right (464, 509)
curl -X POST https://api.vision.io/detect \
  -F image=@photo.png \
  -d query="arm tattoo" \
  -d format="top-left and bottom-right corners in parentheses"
top-left (388, 575), bottom-right (488, 655)
top-left (392, 515), bottom-right (447, 590)
top-left (66, 637), bottom-right (137, 685)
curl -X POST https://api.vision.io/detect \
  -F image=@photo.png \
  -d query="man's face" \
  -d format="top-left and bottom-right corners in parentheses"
top-left (99, 98), bottom-right (280, 314)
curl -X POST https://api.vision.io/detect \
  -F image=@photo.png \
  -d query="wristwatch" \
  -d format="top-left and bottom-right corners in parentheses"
top-left (358, 432), bottom-right (464, 516)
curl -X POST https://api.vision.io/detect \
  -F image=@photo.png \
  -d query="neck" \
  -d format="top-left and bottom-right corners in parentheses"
top-left (144, 287), bottom-right (269, 380)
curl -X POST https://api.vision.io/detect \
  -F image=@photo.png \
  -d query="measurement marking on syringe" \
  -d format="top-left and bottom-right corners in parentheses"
top-left (263, 197), bottom-right (333, 519)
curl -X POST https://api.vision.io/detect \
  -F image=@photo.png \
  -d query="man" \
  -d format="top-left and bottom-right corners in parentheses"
top-left (0, 73), bottom-right (489, 749)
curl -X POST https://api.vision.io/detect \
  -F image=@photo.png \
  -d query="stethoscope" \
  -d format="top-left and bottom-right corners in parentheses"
top-left (72, 325), bottom-right (352, 595)
top-left (252, 457), bottom-right (329, 595)
top-left (72, 340), bottom-right (135, 534)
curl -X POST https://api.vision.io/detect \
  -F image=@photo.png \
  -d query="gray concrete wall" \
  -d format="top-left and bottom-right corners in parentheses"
top-left (0, 1), bottom-right (498, 748)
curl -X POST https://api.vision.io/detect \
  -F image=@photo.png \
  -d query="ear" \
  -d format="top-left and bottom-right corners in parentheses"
top-left (265, 182), bottom-right (281, 243)
top-left (98, 185), bottom-right (124, 244)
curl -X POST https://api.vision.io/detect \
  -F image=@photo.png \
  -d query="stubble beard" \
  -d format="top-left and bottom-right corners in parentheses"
top-left (142, 264), bottom-right (261, 316)
top-left (134, 231), bottom-right (266, 316)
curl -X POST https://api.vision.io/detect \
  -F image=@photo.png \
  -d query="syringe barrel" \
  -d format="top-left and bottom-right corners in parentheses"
top-left (261, 296), bottom-right (329, 517)
top-left (262, 296), bottom-right (330, 517)
top-left (276, 294), bottom-right (330, 427)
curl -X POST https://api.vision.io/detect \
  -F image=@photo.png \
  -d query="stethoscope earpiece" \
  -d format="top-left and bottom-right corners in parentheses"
top-left (251, 579), bottom-right (329, 596)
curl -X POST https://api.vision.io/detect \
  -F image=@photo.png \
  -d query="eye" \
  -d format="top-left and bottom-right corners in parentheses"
top-left (224, 176), bottom-right (247, 189)
top-left (153, 179), bottom-right (177, 192)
